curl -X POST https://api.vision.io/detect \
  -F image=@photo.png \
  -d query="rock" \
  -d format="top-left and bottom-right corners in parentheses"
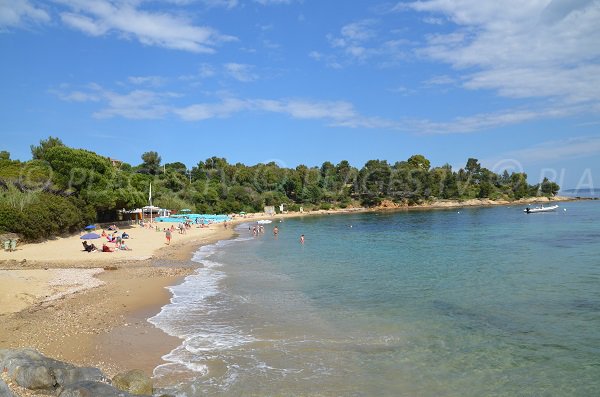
top-left (13, 364), bottom-right (55, 390)
top-left (0, 377), bottom-right (17, 397)
top-left (112, 369), bottom-right (153, 395)
top-left (58, 380), bottom-right (144, 397)
top-left (0, 348), bottom-right (105, 392)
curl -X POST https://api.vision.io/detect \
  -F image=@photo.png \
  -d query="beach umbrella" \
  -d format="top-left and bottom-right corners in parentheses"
top-left (84, 224), bottom-right (96, 230)
top-left (80, 232), bottom-right (101, 239)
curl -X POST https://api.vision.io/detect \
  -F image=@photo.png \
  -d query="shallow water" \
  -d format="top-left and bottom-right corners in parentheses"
top-left (149, 201), bottom-right (600, 396)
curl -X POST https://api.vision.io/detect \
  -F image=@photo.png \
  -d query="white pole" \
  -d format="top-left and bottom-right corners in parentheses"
top-left (149, 182), bottom-right (153, 224)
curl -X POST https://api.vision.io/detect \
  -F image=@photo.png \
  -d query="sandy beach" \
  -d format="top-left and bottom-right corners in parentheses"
top-left (0, 219), bottom-right (240, 392)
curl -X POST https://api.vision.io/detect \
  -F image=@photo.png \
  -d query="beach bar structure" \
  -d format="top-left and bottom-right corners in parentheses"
top-left (120, 207), bottom-right (171, 222)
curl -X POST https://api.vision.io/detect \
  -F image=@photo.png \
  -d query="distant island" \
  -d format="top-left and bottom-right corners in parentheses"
top-left (1, 136), bottom-right (561, 241)
top-left (562, 188), bottom-right (600, 194)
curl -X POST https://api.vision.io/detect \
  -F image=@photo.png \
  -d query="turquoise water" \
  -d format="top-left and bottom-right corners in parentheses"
top-left (150, 201), bottom-right (600, 396)
top-left (155, 214), bottom-right (229, 224)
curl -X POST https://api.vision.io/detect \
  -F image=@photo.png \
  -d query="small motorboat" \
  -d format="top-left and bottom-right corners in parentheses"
top-left (256, 220), bottom-right (272, 224)
top-left (524, 204), bottom-right (559, 213)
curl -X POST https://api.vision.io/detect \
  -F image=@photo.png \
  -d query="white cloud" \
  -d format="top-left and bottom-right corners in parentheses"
top-left (0, 0), bottom-right (50, 30)
top-left (424, 74), bottom-right (456, 86)
top-left (254, 0), bottom-right (294, 5)
top-left (175, 97), bottom-right (249, 120)
top-left (401, 0), bottom-right (600, 105)
top-left (128, 75), bottom-right (166, 87)
top-left (224, 63), bottom-right (258, 82)
top-left (55, 0), bottom-right (236, 52)
top-left (199, 0), bottom-right (239, 8)
top-left (486, 136), bottom-right (600, 168)
top-left (407, 105), bottom-right (586, 134)
top-left (53, 82), bottom-right (402, 129)
top-left (94, 89), bottom-right (175, 119)
top-left (316, 19), bottom-right (409, 67)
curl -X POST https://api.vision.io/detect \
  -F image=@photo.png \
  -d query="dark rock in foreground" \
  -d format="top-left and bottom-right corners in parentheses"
top-left (0, 348), bottom-right (104, 391)
top-left (0, 348), bottom-right (153, 397)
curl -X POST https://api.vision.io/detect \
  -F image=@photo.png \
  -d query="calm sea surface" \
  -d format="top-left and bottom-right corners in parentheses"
top-left (149, 201), bottom-right (600, 396)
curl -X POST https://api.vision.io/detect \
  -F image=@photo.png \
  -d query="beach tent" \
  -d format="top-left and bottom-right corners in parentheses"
top-left (80, 233), bottom-right (101, 240)
top-left (84, 224), bottom-right (96, 230)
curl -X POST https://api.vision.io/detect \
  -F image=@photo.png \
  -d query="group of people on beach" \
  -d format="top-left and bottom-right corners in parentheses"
top-left (82, 227), bottom-right (132, 253)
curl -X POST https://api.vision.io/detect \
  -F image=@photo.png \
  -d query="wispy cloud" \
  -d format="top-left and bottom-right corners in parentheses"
top-left (254, 0), bottom-right (295, 5)
top-left (399, 0), bottom-right (600, 105)
top-left (175, 97), bottom-right (249, 120)
top-left (484, 136), bottom-right (600, 171)
top-left (0, 0), bottom-right (50, 31)
top-left (224, 63), bottom-right (258, 82)
top-left (423, 74), bottom-right (456, 86)
top-left (128, 75), bottom-right (166, 87)
top-left (314, 19), bottom-right (410, 68)
top-left (408, 105), bottom-right (588, 134)
top-left (197, 0), bottom-right (239, 9)
top-left (52, 83), bottom-right (401, 129)
top-left (55, 0), bottom-right (237, 52)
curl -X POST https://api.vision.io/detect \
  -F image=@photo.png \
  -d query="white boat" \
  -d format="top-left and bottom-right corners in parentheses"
top-left (256, 220), bottom-right (272, 224)
top-left (524, 204), bottom-right (559, 213)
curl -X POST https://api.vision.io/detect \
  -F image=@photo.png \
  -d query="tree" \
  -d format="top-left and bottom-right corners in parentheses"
top-left (407, 154), bottom-right (431, 171)
top-left (465, 158), bottom-right (481, 175)
top-left (0, 151), bottom-right (9, 161)
top-left (30, 136), bottom-right (64, 160)
top-left (540, 177), bottom-right (560, 196)
top-left (140, 151), bottom-right (162, 175)
top-left (164, 162), bottom-right (187, 175)
top-left (359, 160), bottom-right (391, 203)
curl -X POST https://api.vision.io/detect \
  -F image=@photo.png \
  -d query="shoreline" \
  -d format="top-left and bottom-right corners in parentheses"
top-left (0, 195), bottom-right (583, 394)
top-left (0, 226), bottom-right (238, 388)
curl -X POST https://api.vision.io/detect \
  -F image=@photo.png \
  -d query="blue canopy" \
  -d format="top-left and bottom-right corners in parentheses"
top-left (80, 233), bottom-right (101, 240)
top-left (84, 225), bottom-right (96, 230)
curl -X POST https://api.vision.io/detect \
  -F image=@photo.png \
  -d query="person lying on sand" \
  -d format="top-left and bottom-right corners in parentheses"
top-left (102, 244), bottom-right (114, 252)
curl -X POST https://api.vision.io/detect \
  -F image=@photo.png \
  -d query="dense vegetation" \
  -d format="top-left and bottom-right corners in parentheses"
top-left (0, 137), bottom-right (559, 240)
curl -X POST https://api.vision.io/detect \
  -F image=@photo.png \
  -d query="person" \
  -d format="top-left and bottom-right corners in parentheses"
top-left (120, 242), bottom-right (132, 250)
top-left (82, 241), bottom-right (97, 252)
top-left (102, 243), bottom-right (114, 252)
top-left (121, 232), bottom-right (129, 239)
top-left (300, 234), bottom-right (305, 244)
top-left (165, 228), bottom-right (172, 245)
top-left (273, 226), bottom-right (279, 236)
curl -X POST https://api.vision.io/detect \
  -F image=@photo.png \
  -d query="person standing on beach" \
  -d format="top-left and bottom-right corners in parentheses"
top-left (165, 229), bottom-right (171, 245)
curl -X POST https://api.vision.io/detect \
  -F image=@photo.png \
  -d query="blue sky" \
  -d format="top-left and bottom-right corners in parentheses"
top-left (1, 0), bottom-right (599, 189)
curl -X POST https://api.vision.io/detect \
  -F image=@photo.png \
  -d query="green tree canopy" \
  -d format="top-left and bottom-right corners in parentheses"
top-left (30, 136), bottom-right (64, 160)
top-left (140, 151), bottom-right (162, 175)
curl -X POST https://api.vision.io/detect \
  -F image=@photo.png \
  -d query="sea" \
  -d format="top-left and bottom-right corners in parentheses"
top-left (149, 200), bottom-right (600, 397)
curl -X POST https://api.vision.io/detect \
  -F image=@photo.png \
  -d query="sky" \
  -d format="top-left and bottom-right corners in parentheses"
top-left (1, 0), bottom-right (599, 190)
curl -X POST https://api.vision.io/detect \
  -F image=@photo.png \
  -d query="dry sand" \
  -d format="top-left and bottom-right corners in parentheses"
top-left (0, 220), bottom-right (238, 390)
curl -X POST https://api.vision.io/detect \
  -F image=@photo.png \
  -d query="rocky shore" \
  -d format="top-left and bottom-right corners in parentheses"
top-left (1, 348), bottom-right (165, 396)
